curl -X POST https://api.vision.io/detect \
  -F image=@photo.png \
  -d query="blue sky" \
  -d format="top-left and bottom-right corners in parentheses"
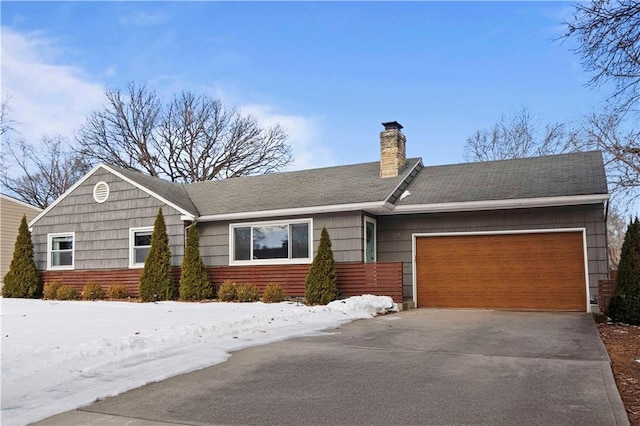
top-left (1, 1), bottom-right (609, 170)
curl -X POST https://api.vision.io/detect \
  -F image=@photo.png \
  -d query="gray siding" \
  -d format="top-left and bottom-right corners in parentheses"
top-left (198, 211), bottom-right (364, 266)
top-left (31, 168), bottom-right (186, 270)
top-left (377, 205), bottom-right (608, 301)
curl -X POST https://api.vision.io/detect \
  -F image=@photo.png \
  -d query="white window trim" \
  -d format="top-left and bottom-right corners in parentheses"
top-left (364, 216), bottom-right (377, 263)
top-left (47, 232), bottom-right (75, 271)
top-left (129, 226), bottom-right (153, 269)
top-left (229, 218), bottom-right (314, 266)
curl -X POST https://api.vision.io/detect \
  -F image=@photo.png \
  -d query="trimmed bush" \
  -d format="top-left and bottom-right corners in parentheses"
top-left (262, 283), bottom-right (285, 303)
top-left (56, 285), bottom-right (80, 300)
top-left (2, 215), bottom-right (41, 298)
top-left (304, 227), bottom-right (338, 305)
top-left (608, 217), bottom-right (640, 324)
top-left (139, 208), bottom-right (176, 302)
top-left (218, 280), bottom-right (237, 302)
top-left (218, 280), bottom-right (238, 302)
top-left (43, 281), bottom-right (63, 300)
top-left (236, 284), bottom-right (260, 302)
top-left (108, 284), bottom-right (131, 300)
top-left (82, 281), bottom-right (106, 300)
top-left (179, 224), bottom-right (213, 301)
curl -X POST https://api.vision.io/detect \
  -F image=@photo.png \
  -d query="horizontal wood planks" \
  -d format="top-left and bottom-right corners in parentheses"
top-left (416, 232), bottom-right (586, 311)
top-left (40, 261), bottom-right (403, 302)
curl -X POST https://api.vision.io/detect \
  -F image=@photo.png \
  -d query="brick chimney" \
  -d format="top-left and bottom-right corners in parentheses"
top-left (380, 121), bottom-right (406, 178)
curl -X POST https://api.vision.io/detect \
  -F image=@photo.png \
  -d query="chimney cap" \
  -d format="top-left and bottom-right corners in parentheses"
top-left (382, 121), bottom-right (403, 131)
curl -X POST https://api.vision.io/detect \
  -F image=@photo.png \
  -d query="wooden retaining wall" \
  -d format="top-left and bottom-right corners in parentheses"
top-left (40, 262), bottom-right (404, 302)
top-left (597, 270), bottom-right (618, 314)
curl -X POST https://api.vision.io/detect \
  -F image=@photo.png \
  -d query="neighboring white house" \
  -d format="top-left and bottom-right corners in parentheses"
top-left (1, 194), bottom-right (42, 284)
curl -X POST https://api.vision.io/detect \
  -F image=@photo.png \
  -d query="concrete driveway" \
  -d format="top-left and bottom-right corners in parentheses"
top-left (36, 309), bottom-right (628, 426)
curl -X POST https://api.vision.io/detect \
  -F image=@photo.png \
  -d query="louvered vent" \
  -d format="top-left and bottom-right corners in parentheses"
top-left (93, 181), bottom-right (110, 203)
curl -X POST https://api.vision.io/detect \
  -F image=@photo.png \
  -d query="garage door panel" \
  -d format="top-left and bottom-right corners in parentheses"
top-left (416, 232), bottom-right (586, 311)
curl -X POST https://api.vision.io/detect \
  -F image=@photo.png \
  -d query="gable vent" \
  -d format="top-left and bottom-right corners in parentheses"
top-left (93, 181), bottom-right (110, 203)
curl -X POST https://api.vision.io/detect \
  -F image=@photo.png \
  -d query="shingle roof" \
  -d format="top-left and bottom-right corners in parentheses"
top-left (396, 151), bottom-right (608, 206)
top-left (102, 151), bottom-right (607, 218)
top-left (185, 158), bottom-right (422, 216)
top-left (106, 165), bottom-right (199, 215)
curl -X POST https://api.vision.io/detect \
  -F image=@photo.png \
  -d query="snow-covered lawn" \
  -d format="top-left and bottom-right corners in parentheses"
top-left (1, 295), bottom-right (396, 426)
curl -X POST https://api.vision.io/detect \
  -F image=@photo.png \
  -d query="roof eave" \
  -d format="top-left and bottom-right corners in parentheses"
top-left (29, 164), bottom-right (197, 228)
top-left (1, 193), bottom-right (43, 212)
top-left (193, 201), bottom-right (391, 222)
top-left (383, 158), bottom-right (423, 204)
top-left (100, 164), bottom-right (197, 220)
top-left (384, 194), bottom-right (610, 215)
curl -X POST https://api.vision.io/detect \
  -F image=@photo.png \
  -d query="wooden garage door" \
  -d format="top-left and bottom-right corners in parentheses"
top-left (415, 232), bottom-right (586, 311)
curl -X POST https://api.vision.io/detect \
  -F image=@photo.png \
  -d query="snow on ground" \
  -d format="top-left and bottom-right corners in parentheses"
top-left (0, 295), bottom-right (396, 426)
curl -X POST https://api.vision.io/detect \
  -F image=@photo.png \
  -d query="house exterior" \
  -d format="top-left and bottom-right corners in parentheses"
top-left (29, 122), bottom-right (610, 312)
top-left (1, 194), bottom-right (42, 284)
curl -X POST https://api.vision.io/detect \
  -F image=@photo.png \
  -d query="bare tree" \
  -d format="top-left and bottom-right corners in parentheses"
top-left (464, 107), bottom-right (578, 162)
top-left (1, 95), bottom-right (14, 136)
top-left (77, 82), bottom-right (292, 183)
top-left (76, 82), bottom-right (162, 177)
top-left (565, 0), bottom-right (640, 114)
top-left (0, 136), bottom-right (91, 209)
top-left (582, 110), bottom-right (640, 203)
top-left (563, 1), bottom-right (640, 205)
top-left (607, 204), bottom-right (629, 268)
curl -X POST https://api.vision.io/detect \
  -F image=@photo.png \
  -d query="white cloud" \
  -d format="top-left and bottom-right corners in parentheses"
top-left (238, 104), bottom-right (335, 171)
top-left (1, 27), bottom-right (105, 143)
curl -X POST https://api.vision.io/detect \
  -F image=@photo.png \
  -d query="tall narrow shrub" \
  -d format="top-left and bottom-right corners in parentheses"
top-left (607, 217), bottom-right (640, 324)
top-left (2, 215), bottom-right (41, 298)
top-left (139, 208), bottom-right (175, 302)
top-left (179, 224), bottom-right (212, 301)
top-left (304, 227), bottom-right (338, 305)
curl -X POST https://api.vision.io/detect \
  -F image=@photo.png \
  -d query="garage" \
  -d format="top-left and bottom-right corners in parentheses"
top-left (414, 230), bottom-right (588, 311)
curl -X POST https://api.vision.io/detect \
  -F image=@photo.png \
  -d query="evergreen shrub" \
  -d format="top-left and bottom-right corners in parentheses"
top-left (82, 281), bottom-right (106, 300)
top-left (56, 285), bottom-right (80, 300)
top-left (217, 280), bottom-right (237, 302)
top-left (108, 284), bottom-right (131, 300)
top-left (304, 227), bottom-right (338, 305)
top-left (608, 217), bottom-right (640, 324)
top-left (236, 284), bottom-right (260, 302)
top-left (43, 281), bottom-right (63, 300)
top-left (2, 215), bottom-right (41, 298)
top-left (179, 224), bottom-right (212, 301)
top-left (262, 283), bottom-right (285, 303)
top-left (139, 208), bottom-right (176, 302)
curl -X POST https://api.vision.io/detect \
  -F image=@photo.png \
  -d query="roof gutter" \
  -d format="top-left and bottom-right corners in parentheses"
top-left (187, 194), bottom-right (609, 222)
top-left (384, 194), bottom-right (610, 215)
top-left (190, 201), bottom-right (392, 222)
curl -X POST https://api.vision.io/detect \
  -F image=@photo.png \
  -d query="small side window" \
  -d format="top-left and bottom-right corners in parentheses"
top-left (48, 233), bottom-right (75, 270)
top-left (130, 227), bottom-right (153, 268)
top-left (365, 217), bottom-right (376, 263)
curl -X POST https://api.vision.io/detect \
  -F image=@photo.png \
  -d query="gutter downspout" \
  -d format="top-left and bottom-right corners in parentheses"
top-left (604, 199), bottom-right (611, 276)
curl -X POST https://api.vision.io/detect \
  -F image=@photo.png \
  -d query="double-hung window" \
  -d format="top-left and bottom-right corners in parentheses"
top-left (130, 227), bottom-right (153, 268)
top-left (230, 219), bottom-right (312, 265)
top-left (47, 233), bottom-right (74, 270)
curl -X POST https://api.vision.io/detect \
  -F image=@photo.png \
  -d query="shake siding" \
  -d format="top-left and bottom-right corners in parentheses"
top-left (0, 196), bottom-right (41, 283)
top-left (198, 211), bottom-right (364, 266)
top-left (31, 168), bottom-right (185, 271)
top-left (377, 204), bottom-right (608, 300)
